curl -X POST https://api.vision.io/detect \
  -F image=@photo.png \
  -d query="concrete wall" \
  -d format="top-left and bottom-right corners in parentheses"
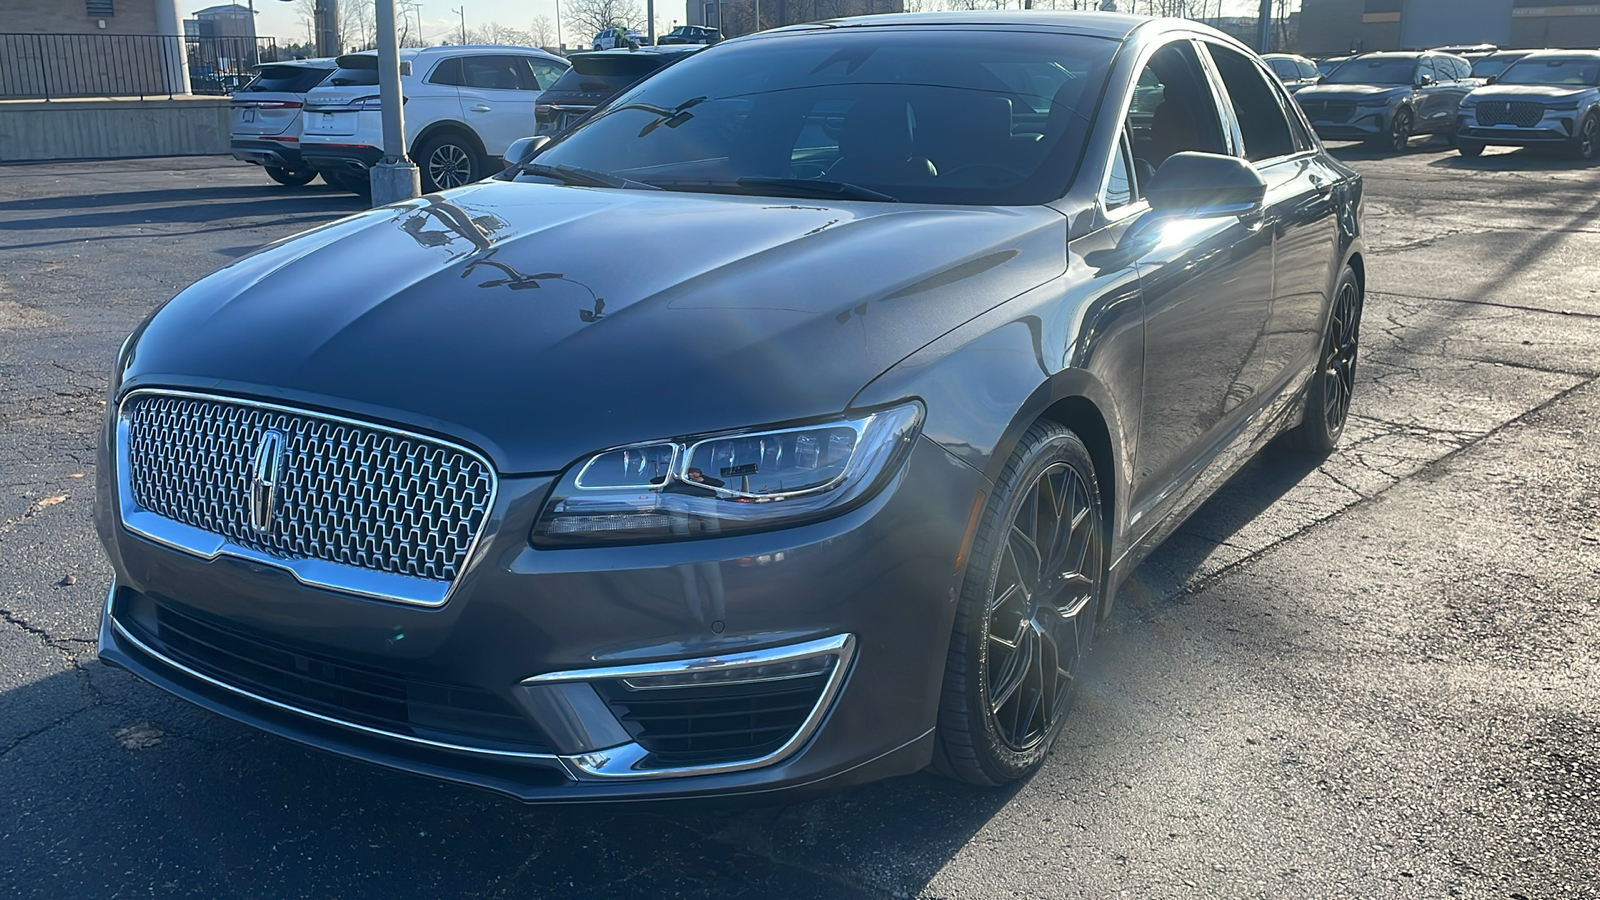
top-left (4, 0), bottom-right (160, 35)
top-left (0, 96), bottom-right (229, 162)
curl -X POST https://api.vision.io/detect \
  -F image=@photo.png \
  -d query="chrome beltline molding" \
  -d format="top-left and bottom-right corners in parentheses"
top-left (113, 388), bottom-right (500, 608)
top-left (526, 633), bottom-right (857, 780)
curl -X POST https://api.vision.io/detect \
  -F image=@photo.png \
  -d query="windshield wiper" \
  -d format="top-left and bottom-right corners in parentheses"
top-left (516, 163), bottom-right (660, 191)
top-left (735, 177), bottom-right (898, 202)
top-left (649, 177), bottom-right (897, 202)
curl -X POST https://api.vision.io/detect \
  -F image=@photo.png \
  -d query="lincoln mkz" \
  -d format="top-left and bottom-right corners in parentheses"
top-left (97, 13), bottom-right (1365, 802)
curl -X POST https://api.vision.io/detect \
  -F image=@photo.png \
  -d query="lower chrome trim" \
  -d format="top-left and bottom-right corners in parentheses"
top-left (105, 584), bottom-right (572, 771)
top-left (525, 634), bottom-right (857, 780)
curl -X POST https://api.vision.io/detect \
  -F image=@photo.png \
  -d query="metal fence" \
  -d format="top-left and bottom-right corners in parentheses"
top-left (0, 33), bottom-right (281, 100)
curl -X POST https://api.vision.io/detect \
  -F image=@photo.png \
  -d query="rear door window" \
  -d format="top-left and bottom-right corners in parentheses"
top-left (1207, 44), bottom-right (1298, 162)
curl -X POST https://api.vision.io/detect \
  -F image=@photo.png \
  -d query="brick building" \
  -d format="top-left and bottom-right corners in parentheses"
top-left (0, 0), bottom-right (189, 98)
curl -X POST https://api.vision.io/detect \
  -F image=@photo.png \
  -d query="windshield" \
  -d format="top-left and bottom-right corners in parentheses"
top-left (1326, 58), bottom-right (1416, 85)
top-left (1498, 57), bottom-right (1600, 86)
top-left (521, 30), bottom-right (1117, 205)
top-left (1472, 55), bottom-right (1526, 79)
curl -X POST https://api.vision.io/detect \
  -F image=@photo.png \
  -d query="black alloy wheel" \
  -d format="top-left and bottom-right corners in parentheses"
top-left (1283, 265), bottom-right (1363, 455)
top-left (265, 166), bottom-right (317, 187)
top-left (1385, 109), bottom-right (1413, 153)
top-left (1570, 114), bottom-right (1599, 162)
top-left (934, 421), bottom-right (1105, 786)
top-left (417, 133), bottom-right (481, 193)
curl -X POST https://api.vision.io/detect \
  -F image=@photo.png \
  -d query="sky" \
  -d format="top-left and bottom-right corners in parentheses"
top-left (244, 0), bottom-right (1291, 48)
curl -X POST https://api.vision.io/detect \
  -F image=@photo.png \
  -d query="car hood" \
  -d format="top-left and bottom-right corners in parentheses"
top-left (123, 181), bottom-right (1067, 473)
top-left (1296, 84), bottom-right (1408, 101)
top-left (1468, 84), bottom-right (1596, 101)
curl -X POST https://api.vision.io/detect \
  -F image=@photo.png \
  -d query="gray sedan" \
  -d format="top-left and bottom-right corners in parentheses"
top-left (96, 12), bottom-right (1366, 801)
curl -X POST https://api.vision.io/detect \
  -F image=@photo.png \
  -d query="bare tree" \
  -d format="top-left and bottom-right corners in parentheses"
top-left (530, 15), bottom-right (558, 48)
top-left (468, 21), bottom-right (536, 45)
top-left (564, 0), bottom-right (646, 43)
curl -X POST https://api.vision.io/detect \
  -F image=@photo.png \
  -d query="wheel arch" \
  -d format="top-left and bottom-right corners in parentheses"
top-left (411, 121), bottom-right (487, 162)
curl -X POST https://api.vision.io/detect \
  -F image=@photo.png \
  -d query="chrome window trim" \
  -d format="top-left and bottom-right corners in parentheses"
top-left (1197, 38), bottom-right (1322, 165)
top-left (106, 582), bottom-right (573, 770)
top-left (114, 388), bottom-right (500, 609)
top-left (525, 633), bottom-right (857, 780)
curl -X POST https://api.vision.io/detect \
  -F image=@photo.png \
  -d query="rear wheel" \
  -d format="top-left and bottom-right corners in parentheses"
top-left (1457, 139), bottom-right (1485, 158)
top-left (1282, 265), bottom-right (1363, 455)
top-left (264, 166), bottom-right (316, 187)
top-left (325, 171), bottom-right (370, 197)
top-left (933, 421), bottom-right (1105, 787)
top-left (1568, 114), bottom-right (1599, 162)
top-left (415, 132), bottom-right (482, 193)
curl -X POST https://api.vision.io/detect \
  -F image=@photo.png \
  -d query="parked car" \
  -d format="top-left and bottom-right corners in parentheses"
top-left (1471, 49), bottom-right (1540, 80)
top-left (534, 46), bottom-right (702, 136)
top-left (1456, 50), bottom-right (1600, 159)
top-left (592, 27), bottom-right (647, 50)
top-left (97, 12), bottom-right (1365, 803)
top-left (657, 25), bottom-right (722, 45)
top-left (228, 59), bottom-right (337, 186)
top-left (1294, 51), bottom-right (1478, 151)
top-left (299, 46), bottom-right (569, 194)
top-left (1433, 43), bottom-right (1499, 64)
top-left (1316, 54), bottom-right (1354, 77)
top-left (1263, 53), bottom-right (1321, 93)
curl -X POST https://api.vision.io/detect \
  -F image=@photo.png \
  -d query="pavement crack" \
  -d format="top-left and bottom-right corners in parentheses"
top-left (0, 707), bottom-right (93, 760)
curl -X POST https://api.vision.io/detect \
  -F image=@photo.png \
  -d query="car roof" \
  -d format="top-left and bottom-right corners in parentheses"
top-left (253, 58), bottom-right (334, 70)
top-left (1262, 53), bottom-right (1313, 62)
top-left (771, 11), bottom-right (1154, 42)
top-left (1514, 48), bottom-right (1600, 60)
top-left (571, 45), bottom-right (700, 58)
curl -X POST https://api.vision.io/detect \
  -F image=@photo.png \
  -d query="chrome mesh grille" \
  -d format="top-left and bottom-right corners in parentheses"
top-left (121, 393), bottom-right (495, 584)
top-left (1476, 100), bottom-right (1543, 128)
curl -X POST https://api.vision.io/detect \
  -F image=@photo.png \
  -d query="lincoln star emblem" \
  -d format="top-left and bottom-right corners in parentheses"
top-left (249, 429), bottom-right (286, 533)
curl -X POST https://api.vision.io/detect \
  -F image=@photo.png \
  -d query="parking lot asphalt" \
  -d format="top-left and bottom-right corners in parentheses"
top-left (2, 147), bottom-right (1598, 899)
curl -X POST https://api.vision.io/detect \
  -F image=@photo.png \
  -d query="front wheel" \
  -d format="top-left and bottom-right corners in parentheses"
top-left (264, 166), bottom-right (316, 187)
top-left (1384, 109), bottom-right (1413, 153)
top-left (1568, 114), bottom-right (1599, 161)
top-left (415, 133), bottom-right (482, 193)
top-left (1282, 265), bottom-right (1363, 455)
top-left (932, 421), bottom-right (1106, 787)
top-left (1457, 138), bottom-right (1485, 158)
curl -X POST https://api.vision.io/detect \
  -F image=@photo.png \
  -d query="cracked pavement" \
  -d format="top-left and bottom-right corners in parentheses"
top-left (2, 147), bottom-right (1598, 898)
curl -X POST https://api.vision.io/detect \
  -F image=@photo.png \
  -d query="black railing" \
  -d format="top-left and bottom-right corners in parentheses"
top-left (0, 33), bottom-right (280, 100)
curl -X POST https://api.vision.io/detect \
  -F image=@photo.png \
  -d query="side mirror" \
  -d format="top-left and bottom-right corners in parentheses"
top-left (1316, 74), bottom-right (1327, 84)
top-left (1485, 75), bottom-right (1498, 85)
top-left (1418, 74), bottom-right (1434, 86)
top-left (504, 135), bottom-right (550, 166)
top-left (1144, 152), bottom-right (1267, 217)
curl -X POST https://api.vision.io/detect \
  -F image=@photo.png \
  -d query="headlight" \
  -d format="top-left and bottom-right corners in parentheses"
top-left (1546, 99), bottom-right (1582, 111)
top-left (531, 402), bottom-right (924, 546)
top-left (1357, 97), bottom-right (1392, 108)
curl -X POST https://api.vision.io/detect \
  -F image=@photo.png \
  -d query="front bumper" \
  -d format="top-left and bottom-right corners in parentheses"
top-left (1307, 111), bottom-right (1390, 141)
top-left (301, 143), bottom-right (384, 176)
top-left (1457, 112), bottom-right (1579, 146)
top-left (96, 428), bottom-right (982, 802)
top-left (229, 138), bottom-right (305, 170)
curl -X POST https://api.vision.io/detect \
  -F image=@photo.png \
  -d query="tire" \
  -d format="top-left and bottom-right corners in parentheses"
top-left (264, 166), bottom-right (316, 187)
top-left (1370, 108), bottom-right (1412, 153)
top-left (1457, 139), bottom-right (1485, 158)
top-left (325, 171), bottom-right (370, 197)
top-left (415, 131), bottom-right (483, 193)
top-left (932, 421), bottom-right (1106, 787)
top-left (1282, 265), bottom-right (1363, 456)
top-left (1568, 114), bottom-right (1599, 162)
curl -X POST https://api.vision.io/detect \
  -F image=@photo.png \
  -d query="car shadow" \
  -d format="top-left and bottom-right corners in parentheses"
top-left (1427, 148), bottom-right (1595, 171)
top-left (1323, 136), bottom-right (1456, 162)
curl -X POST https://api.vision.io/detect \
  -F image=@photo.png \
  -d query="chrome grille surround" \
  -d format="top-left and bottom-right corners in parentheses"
top-left (1476, 100), bottom-right (1544, 128)
top-left (115, 389), bottom-right (498, 607)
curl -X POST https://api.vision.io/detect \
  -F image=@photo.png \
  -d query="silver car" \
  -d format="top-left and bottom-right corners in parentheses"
top-left (229, 59), bottom-right (336, 187)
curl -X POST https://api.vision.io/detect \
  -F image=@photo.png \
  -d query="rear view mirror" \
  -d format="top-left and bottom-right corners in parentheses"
top-left (504, 135), bottom-right (550, 166)
top-left (1144, 152), bottom-right (1268, 216)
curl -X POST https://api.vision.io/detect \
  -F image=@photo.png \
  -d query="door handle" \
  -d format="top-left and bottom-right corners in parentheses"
top-left (1309, 175), bottom-right (1333, 196)
top-left (470, 104), bottom-right (492, 113)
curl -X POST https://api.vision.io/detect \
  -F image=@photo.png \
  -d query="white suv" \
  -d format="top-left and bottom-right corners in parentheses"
top-left (300, 45), bottom-right (569, 194)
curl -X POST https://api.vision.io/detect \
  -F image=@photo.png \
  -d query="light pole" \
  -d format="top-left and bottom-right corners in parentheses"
top-left (369, 0), bottom-right (421, 205)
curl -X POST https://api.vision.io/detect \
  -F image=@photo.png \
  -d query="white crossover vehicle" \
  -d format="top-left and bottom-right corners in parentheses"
top-left (300, 45), bottom-right (569, 194)
top-left (229, 59), bottom-right (337, 186)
